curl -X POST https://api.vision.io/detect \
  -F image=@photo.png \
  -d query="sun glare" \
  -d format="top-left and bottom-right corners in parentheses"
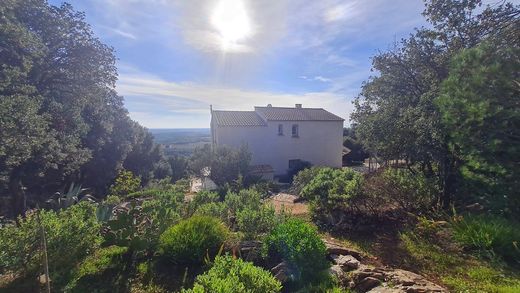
top-left (211, 0), bottom-right (252, 51)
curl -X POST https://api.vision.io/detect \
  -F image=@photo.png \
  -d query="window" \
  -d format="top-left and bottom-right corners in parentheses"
top-left (278, 124), bottom-right (283, 135)
top-left (292, 124), bottom-right (299, 137)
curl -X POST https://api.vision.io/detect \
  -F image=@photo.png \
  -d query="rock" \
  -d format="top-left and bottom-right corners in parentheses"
top-left (356, 276), bottom-right (382, 292)
top-left (330, 254), bottom-right (360, 270)
top-left (271, 262), bottom-right (289, 283)
top-left (329, 265), bottom-right (346, 280)
top-left (368, 286), bottom-right (403, 293)
top-left (239, 240), bottom-right (262, 261)
top-left (322, 239), bottom-right (363, 259)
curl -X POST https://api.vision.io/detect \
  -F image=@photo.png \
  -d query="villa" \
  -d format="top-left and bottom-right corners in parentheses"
top-left (210, 104), bottom-right (344, 178)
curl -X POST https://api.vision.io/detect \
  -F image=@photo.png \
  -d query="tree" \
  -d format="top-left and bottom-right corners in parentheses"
top-left (351, 0), bottom-right (519, 207)
top-left (0, 0), bottom-right (165, 215)
top-left (189, 144), bottom-right (251, 186)
top-left (438, 43), bottom-right (520, 214)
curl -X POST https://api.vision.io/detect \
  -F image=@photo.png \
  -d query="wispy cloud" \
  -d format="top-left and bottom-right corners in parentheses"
top-left (117, 65), bottom-right (352, 128)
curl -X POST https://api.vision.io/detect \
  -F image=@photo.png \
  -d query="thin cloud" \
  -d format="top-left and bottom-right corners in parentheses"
top-left (117, 67), bottom-right (353, 128)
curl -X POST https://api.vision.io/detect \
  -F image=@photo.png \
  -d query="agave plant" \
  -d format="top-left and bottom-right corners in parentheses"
top-left (46, 182), bottom-right (96, 210)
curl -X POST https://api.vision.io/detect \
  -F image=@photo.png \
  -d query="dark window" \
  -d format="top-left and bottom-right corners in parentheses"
top-left (278, 124), bottom-right (283, 135)
top-left (292, 124), bottom-right (299, 137)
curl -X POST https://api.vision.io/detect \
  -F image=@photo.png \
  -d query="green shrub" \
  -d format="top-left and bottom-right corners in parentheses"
top-left (291, 166), bottom-right (323, 196)
top-left (452, 214), bottom-right (520, 262)
top-left (263, 218), bottom-right (329, 282)
top-left (224, 189), bottom-right (262, 215)
top-left (182, 255), bottom-right (281, 293)
top-left (300, 168), bottom-right (362, 225)
top-left (194, 202), bottom-right (227, 222)
top-left (0, 202), bottom-right (102, 289)
top-left (109, 169), bottom-right (142, 196)
top-left (159, 216), bottom-right (230, 265)
top-left (104, 195), bottom-right (122, 205)
top-left (65, 246), bottom-right (129, 292)
top-left (236, 205), bottom-right (277, 240)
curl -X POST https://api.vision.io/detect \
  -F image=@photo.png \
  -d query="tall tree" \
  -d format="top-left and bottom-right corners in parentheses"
top-left (438, 43), bottom-right (520, 214)
top-left (0, 0), bottom-right (164, 215)
top-left (351, 0), bottom-right (519, 207)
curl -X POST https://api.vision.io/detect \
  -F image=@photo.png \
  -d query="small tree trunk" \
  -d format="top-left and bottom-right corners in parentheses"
top-left (9, 170), bottom-right (26, 217)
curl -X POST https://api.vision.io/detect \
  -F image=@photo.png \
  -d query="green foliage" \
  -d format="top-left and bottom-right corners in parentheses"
top-left (159, 216), bottom-right (230, 265)
top-left (399, 228), bottom-right (520, 292)
top-left (224, 189), bottom-right (263, 215)
top-left (45, 182), bottom-right (95, 210)
top-left (109, 170), bottom-right (142, 197)
top-left (194, 202), bottom-right (228, 222)
top-left (236, 205), bottom-right (277, 240)
top-left (300, 168), bottom-right (362, 224)
top-left (189, 144), bottom-right (251, 187)
top-left (442, 265), bottom-right (520, 293)
top-left (438, 43), bottom-right (520, 215)
top-left (0, 0), bottom-right (166, 215)
top-left (65, 246), bottom-right (129, 293)
top-left (291, 167), bottom-right (323, 196)
top-left (263, 219), bottom-right (329, 283)
top-left (351, 0), bottom-right (519, 207)
top-left (100, 187), bottom-right (185, 254)
top-left (182, 255), bottom-right (282, 293)
top-left (451, 214), bottom-right (520, 263)
top-left (358, 168), bottom-right (439, 215)
top-left (104, 195), bottom-right (122, 205)
top-left (0, 202), bottom-right (102, 289)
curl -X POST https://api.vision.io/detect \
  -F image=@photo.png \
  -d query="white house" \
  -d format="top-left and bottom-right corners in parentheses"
top-left (210, 104), bottom-right (344, 177)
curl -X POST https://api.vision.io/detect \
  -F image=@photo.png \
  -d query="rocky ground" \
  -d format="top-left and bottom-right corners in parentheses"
top-left (323, 239), bottom-right (446, 292)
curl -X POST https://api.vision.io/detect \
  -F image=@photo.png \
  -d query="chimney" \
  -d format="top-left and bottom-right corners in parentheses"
top-left (267, 104), bottom-right (272, 107)
top-left (295, 104), bottom-right (302, 108)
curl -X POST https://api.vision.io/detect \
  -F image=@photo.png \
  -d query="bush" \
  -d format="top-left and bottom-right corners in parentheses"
top-left (159, 216), bottom-right (230, 265)
top-left (183, 255), bottom-right (281, 293)
top-left (263, 219), bottom-right (329, 282)
top-left (451, 214), bottom-right (520, 263)
top-left (109, 169), bottom-right (142, 196)
top-left (224, 189), bottom-right (262, 215)
top-left (0, 202), bottom-right (102, 290)
top-left (300, 168), bottom-right (362, 226)
top-left (236, 205), bottom-right (277, 240)
top-left (65, 246), bottom-right (129, 292)
top-left (291, 167), bottom-right (323, 196)
top-left (194, 202), bottom-right (227, 222)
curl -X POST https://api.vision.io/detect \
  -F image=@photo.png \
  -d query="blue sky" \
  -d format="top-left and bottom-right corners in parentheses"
top-left (48, 0), bottom-right (434, 128)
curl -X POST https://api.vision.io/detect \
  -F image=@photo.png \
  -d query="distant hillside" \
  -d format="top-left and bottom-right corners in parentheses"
top-left (149, 128), bottom-right (211, 156)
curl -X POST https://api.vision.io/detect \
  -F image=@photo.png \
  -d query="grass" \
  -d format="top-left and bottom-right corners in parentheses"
top-left (324, 218), bottom-right (520, 293)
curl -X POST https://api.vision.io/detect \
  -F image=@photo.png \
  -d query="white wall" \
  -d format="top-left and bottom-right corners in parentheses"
top-left (213, 120), bottom-right (343, 175)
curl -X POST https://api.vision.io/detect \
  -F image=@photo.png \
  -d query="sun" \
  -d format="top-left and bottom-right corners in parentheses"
top-left (211, 0), bottom-right (252, 50)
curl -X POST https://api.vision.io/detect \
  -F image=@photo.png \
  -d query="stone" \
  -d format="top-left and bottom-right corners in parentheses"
top-left (356, 276), bottom-right (382, 292)
top-left (329, 265), bottom-right (346, 280)
top-left (330, 254), bottom-right (360, 270)
top-left (271, 261), bottom-right (289, 283)
top-left (322, 239), bottom-right (363, 259)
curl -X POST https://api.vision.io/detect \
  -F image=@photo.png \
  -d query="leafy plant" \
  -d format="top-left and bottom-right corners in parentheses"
top-left (451, 214), bottom-right (520, 263)
top-left (182, 255), bottom-right (282, 293)
top-left (45, 182), bottom-right (96, 210)
top-left (300, 168), bottom-right (362, 225)
top-left (263, 218), bottom-right (329, 283)
top-left (0, 202), bottom-right (102, 290)
top-left (159, 216), bottom-right (230, 265)
top-left (109, 170), bottom-right (142, 197)
top-left (65, 246), bottom-right (129, 293)
top-left (236, 205), bottom-right (277, 240)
